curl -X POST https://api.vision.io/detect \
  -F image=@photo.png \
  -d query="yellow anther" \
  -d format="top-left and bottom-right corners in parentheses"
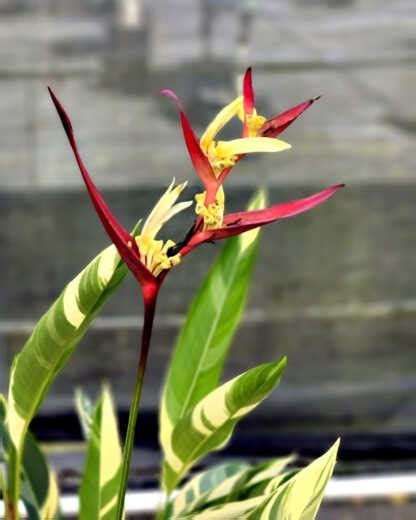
top-left (206, 141), bottom-right (238, 176)
top-left (245, 111), bottom-right (267, 136)
top-left (237, 105), bottom-right (266, 136)
top-left (195, 186), bottom-right (225, 230)
top-left (135, 236), bottom-right (182, 277)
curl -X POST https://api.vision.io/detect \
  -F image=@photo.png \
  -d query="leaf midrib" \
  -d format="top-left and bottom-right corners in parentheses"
top-left (177, 242), bottom-right (247, 422)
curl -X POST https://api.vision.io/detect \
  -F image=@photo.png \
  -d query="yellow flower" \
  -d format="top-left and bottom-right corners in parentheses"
top-left (199, 97), bottom-right (291, 177)
top-left (135, 180), bottom-right (192, 276)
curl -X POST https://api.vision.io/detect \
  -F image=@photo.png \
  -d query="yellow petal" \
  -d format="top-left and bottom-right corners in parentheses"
top-left (141, 180), bottom-right (192, 239)
top-left (215, 137), bottom-right (291, 156)
top-left (200, 96), bottom-right (243, 152)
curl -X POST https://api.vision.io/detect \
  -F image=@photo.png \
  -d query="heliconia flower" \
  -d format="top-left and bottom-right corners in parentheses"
top-left (48, 87), bottom-right (192, 301)
top-left (179, 183), bottom-right (345, 256)
top-left (161, 89), bottom-right (290, 192)
top-left (241, 67), bottom-right (320, 140)
top-left (162, 68), bottom-right (320, 232)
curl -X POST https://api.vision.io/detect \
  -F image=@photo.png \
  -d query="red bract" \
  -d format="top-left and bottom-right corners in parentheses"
top-left (48, 87), bottom-right (179, 301)
top-left (162, 67), bottom-right (320, 212)
top-left (180, 184), bottom-right (344, 255)
top-left (241, 67), bottom-right (320, 139)
top-left (161, 89), bottom-right (220, 206)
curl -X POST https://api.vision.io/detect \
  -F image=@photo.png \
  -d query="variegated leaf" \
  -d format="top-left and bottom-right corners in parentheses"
top-left (21, 433), bottom-right (60, 520)
top-left (162, 357), bottom-right (286, 493)
top-left (75, 389), bottom-right (94, 439)
top-left (178, 496), bottom-right (264, 519)
top-left (160, 191), bottom-right (266, 471)
top-left (170, 455), bottom-right (295, 518)
top-left (7, 243), bottom-right (127, 453)
top-left (166, 462), bottom-right (250, 519)
top-left (0, 396), bottom-right (60, 519)
top-left (245, 456), bottom-right (295, 489)
top-left (177, 441), bottom-right (339, 520)
top-left (247, 439), bottom-right (340, 519)
top-left (79, 386), bottom-right (123, 520)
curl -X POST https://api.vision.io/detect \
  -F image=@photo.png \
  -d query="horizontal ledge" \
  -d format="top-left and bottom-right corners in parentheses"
top-left (3, 297), bottom-right (416, 335)
top-left (0, 54), bottom-right (415, 79)
top-left (2, 472), bottom-right (416, 517)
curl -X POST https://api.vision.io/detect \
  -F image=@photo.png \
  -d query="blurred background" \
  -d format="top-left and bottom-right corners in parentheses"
top-left (0, 0), bottom-right (416, 517)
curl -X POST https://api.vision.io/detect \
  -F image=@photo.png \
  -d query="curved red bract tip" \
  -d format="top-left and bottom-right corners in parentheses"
top-left (161, 87), bottom-right (218, 202)
top-left (160, 89), bottom-right (183, 110)
top-left (260, 97), bottom-right (320, 138)
top-left (242, 67), bottom-right (255, 138)
top-left (48, 86), bottom-right (156, 288)
top-left (243, 67), bottom-right (254, 115)
top-left (186, 183), bottom-right (345, 245)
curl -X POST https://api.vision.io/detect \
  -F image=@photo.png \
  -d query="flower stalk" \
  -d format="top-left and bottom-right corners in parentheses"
top-left (116, 284), bottom-right (159, 520)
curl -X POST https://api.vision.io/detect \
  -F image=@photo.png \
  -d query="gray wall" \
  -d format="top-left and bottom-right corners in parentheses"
top-left (1, 0), bottom-right (416, 434)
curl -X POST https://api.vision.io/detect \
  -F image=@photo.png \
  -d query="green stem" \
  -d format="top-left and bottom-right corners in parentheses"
top-left (115, 285), bottom-right (159, 520)
top-left (7, 445), bottom-right (20, 520)
top-left (0, 464), bottom-right (10, 520)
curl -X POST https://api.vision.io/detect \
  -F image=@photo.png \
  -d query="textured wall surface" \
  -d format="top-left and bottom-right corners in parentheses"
top-left (0, 0), bottom-right (416, 438)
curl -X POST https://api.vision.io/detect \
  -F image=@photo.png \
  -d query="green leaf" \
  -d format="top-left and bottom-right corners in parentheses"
top-left (21, 433), bottom-right (60, 520)
top-left (7, 244), bottom-right (127, 452)
top-left (160, 190), bottom-right (266, 484)
top-left (166, 462), bottom-right (250, 519)
top-left (0, 396), bottom-right (60, 519)
top-left (178, 496), bottom-right (265, 519)
top-left (169, 455), bottom-right (295, 519)
top-left (75, 389), bottom-right (94, 439)
top-left (240, 456), bottom-right (296, 498)
top-left (177, 441), bottom-right (339, 520)
top-left (162, 357), bottom-right (286, 493)
top-left (247, 439), bottom-right (340, 519)
top-left (79, 386), bottom-right (123, 520)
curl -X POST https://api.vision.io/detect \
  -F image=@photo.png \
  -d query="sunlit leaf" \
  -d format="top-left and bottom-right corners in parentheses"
top-left (7, 243), bottom-right (127, 453)
top-left (162, 357), bottom-right (286, 493)
top-left (79, 386), bottom-right (123, 520)
top-left (178, 496), bottom-right (264, 519)
top-left (75, 388), bottom-right (94, 439)
top-left (177, 442), bottom-right (339, 520)
top-left (167, 455), bottom-right (295, 519)
top-left (0, 396), bottom-right (60, 519)
top-left (160, 191), bottom-right (266, 484)
top-left (247, 439), bottom-right (340, 519)
top-left (166, 462), bottom-right (250, 519)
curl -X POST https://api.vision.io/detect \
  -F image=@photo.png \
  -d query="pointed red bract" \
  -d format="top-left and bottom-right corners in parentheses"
top-left (161, 89), bottom-right (218, 204)
top-left (180, 184), bottom-right (344, 254)
top-left (243, 67), bottom-right (254, 112)
top-left (242, 67), bottom-right (255, 138)
top-left (260, 97), bottom-right (320, 138)
top-left (48, 87), bottom-right (156, 288)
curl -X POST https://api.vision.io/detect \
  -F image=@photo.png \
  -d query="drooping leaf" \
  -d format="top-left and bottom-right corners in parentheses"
top-left (79, 386), bottom-right (123, 520)
top-left (162, 357), bottom-right (286, 493)
top-left (160, 191), bottom-right (266, 480)
top-left (7, 243), bottom-right (127, 453)
top-left (166, 462), bottom-right (250, 519)
top-left (246, 439), bottom-right (340, 519)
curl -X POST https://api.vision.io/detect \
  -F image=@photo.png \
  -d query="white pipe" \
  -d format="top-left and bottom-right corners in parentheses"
top-left (1, 473), bottom-right (416, 517)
